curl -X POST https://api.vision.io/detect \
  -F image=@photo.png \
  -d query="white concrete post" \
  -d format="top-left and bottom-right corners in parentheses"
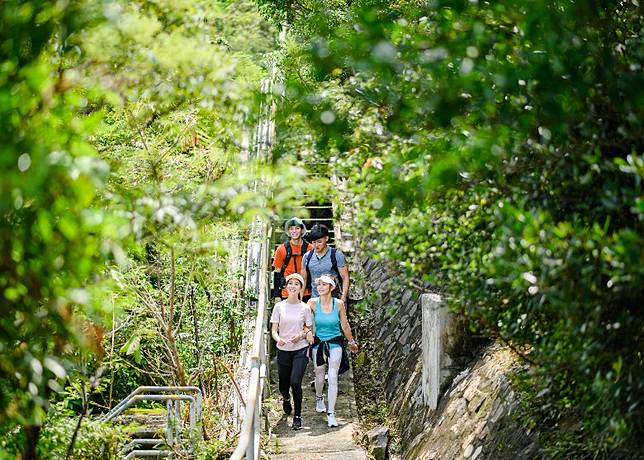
top-left (422, 293), bottom-right (444, 410)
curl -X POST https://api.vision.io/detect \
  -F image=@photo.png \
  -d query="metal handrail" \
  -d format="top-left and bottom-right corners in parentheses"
top-left (102, 386), bottom-right (203, 459)
top-left (100, 386), bottom-right (203, 422)
top-left (231, 30), bottom-right (285, 457)
top-left (122, 439), bottom-right (174, 460)
top-left (230, 224), bottom-right (270, 460)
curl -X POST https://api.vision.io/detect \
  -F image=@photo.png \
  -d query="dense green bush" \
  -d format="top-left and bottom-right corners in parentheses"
top-left (1, 0), bottom-right (280, 456)
top-left (36, 411), bottom-right (127, 460)
top-left (0, 1), bottom-right (124, 455)
top-left (263, 0), bottom-right (643, 456)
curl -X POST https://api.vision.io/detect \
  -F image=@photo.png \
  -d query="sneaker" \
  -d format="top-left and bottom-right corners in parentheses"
top-left (292, 416), bottom-right (302, 430)
top-left (316, 397), bottom-right (326, 413)
top-left (327, 412), bottom-right (338, 427)
top-left (282, 398), bottom-right (292, 415)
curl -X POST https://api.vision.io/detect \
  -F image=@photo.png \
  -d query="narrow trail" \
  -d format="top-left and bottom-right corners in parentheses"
top-left (265, 359), bottom-right (366, 459)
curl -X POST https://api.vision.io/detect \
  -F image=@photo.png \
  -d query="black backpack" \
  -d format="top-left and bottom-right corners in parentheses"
top-left (304, 247), bottom-right (341, 293)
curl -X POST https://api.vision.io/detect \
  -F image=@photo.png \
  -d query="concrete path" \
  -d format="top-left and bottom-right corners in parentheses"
top-left (265, 358), bottom-right (366, 459)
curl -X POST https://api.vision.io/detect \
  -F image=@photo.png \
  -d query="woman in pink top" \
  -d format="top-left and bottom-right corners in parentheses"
top-left (270, 273), bottom-right (313, 430)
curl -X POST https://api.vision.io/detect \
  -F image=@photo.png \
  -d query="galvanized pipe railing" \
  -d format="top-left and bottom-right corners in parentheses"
top-left (230, 222), bottom-right (270, 460)
top-left (100, 386), bottom-right (203, 422)
top-left (231, 29), bottom-right (285, 458)
top-left (102, 385), bottom-right (203, 459)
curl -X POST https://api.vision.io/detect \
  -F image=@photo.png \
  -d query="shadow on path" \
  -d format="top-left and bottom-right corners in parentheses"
top-left (265, 357), bottom-right (366, 460)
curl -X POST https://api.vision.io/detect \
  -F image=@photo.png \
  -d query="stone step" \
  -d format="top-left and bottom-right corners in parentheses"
top-left (265, 359), bottom-right (366, 459)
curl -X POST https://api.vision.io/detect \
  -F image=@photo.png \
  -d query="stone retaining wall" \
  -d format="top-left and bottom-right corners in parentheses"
top-left (352, 255), bottom-right (540, 459)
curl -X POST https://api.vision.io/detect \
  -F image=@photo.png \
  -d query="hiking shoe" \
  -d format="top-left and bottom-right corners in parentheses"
top-left (316, 397), bottom-right (326, 413)
top-left (327, 412), bottom-right (338, 427)
top-left (282, 398), bottom-right (292, 415)
top-left (292, 416), bottom-right (302, 430)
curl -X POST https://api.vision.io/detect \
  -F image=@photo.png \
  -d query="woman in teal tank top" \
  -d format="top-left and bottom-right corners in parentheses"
top-left (306, 274), bottom-right (359, 428)
top-left (314, 297), bottom-right (342, 344)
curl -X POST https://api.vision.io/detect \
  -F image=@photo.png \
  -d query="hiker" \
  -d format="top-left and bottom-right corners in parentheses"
top-left (300, 224), bottom-right (350, 304)
top-left (273, 217), bottom-right (314, 302)
top-left (270, 273), bottom-right (314, 431)
top-left (307, 274), bottom-right (359, 428)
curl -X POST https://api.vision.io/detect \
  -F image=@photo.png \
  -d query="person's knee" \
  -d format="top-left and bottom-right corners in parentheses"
top-left (291, 372), bottom-right (305, 386)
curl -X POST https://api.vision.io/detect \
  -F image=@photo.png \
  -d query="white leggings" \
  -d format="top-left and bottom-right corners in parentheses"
top-left (313, 346), bottom-right (342, 413)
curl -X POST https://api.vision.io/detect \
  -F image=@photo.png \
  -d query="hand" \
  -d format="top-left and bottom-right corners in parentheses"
top-left (305, 331), bottom-right (314, 344)
top-left (349, 341), bottom-right (358, 353)
top-left (277, 337), bottom-right (287, 346)
top-left (288, 334), bottom-right (301, 343)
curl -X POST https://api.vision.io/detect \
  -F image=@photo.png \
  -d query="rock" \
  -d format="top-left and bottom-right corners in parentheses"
top-left (445, 397), bottom-right (466, 416)
top-left (468, 392), bottom-right (488, 415)
top-left (399, 325), bottom-right (411, 345)
top-left (463, 376), bottom-right (481, 401)
top-left (462, 432), bottom-right (477, 450)
top-left (474, 420), bottom-right (487, 436)
top-left (365, 425), bottom-right (390, 460)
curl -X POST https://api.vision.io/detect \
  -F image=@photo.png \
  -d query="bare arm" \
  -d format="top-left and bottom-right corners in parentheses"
top-left (338, 265), bottom-right (350, 304)
top-left (305, 303), bottom-right (314, 344)
top-left (271, 322), bottom-right (286, 347)
top-left (273, 270), bottom-right (283, 302)
top-left (300, 266), bottom-right (308, 292)
top-left (305, 299), bottom-right (316, 344)
top-left (338, 300), bottom-right (358, 352)
top-left (272, 246), bottom-right (284, 301)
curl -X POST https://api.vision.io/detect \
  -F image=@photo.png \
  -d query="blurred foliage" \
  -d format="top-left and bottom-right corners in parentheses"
top-left (0, 0), bottom-right (291, 457)
top-left (0, 1), bottom-right (123, 453)
top-left (263, 0), bottom-right (644, 457)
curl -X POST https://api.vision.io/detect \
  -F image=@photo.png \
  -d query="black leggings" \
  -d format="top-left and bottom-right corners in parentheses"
top-left (277, 347), bottom-right (309, 417)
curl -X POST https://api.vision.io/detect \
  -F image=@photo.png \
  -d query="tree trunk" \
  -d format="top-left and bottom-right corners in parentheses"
top-left (23, 424), bottom-right (41, 460)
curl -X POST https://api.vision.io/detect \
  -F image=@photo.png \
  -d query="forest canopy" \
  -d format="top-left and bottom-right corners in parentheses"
top-left (1, 0), bottom-right (642, 458)
top-left (0, 0), bottom-right (294, 457)
top-left (260, 0), bottom-right (644, 457)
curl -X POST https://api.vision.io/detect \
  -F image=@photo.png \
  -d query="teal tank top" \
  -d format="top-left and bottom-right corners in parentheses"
top-left (315, 298), bottom-right (341, 349)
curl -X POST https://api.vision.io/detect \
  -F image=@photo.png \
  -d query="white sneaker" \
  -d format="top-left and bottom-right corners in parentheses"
top-left (327, 412), bottom-right (338, 427)
top-left (316, 397), bottom-right (326, 413)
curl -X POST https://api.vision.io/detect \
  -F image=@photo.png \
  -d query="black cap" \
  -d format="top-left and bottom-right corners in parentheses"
top-left (308, 224), bottom-right (329, 240)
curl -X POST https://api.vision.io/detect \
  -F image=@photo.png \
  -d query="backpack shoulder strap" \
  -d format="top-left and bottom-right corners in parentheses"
top-left (330, 248), bottom-right (343, 292)
top-left (281, 241), bottom-right (293, 272)
top-left (304, 249), bottom-right (314, 289)
top-left (304, 248), bottom-right (314, 267)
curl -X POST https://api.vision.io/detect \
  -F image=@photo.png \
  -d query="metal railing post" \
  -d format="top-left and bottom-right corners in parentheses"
top-left (102, 387), bottom-right (202, 458)
top-left (166, 400), bottom-right (174, 446)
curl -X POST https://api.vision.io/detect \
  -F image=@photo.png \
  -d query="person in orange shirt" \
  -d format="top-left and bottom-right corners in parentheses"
top-left (273, 217), bottom-right (314, 302)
